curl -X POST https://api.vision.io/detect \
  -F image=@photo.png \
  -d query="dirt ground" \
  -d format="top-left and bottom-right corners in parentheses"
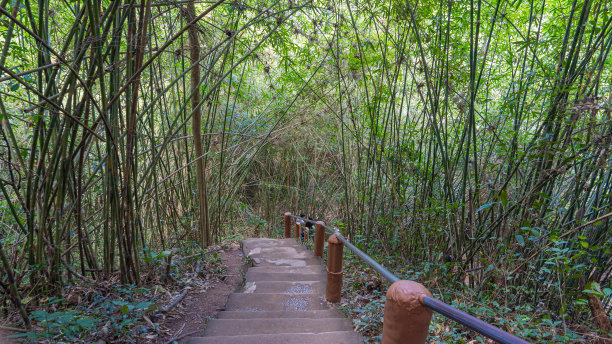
top-left (0, 247), bottom-right (245, 344)
top-left (0, 324), bottom-right (20, 343)
top-left (154, 248), bottom-right (246, 344)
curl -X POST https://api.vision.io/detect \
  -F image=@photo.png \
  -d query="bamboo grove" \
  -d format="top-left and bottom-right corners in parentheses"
top-left (1, 0), bottom-right (611, 335)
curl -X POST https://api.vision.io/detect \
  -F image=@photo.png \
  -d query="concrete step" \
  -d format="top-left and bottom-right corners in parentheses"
top-left (244, 245), bottom-right (308, 257)
top-left (203, 318), bottom-right (353, 336)
top-left (241, 281), bottom-right (326, 294)
top-left (216, 309), bottom-right (344, 319)
top-left (252, 257), bottom-right (322, 267)
top-left (242, 244), bottom-right (309, 256)
top-left (248, 266), bottom-right (324, 274)
top-left (188, 237), bottom-right (362, 344)
top-left (247, 246), bottom-right (314, 259)
top-left (225, 293), bottom-right (328, 312)
top-left (242, 238), bottom-right (301, 250)
top-left (186, 331), bottom-right (363, 344)
top-left (246, 270), bottom-right (326, 282)
top-left (242, 238), bottom-right (299, 246)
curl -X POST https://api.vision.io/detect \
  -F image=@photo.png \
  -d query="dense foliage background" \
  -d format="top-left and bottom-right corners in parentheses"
top-left (0, 0), bottom-right (611, 341)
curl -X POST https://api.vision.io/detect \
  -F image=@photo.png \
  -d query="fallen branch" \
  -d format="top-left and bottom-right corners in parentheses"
top-left (510, 211), bottom-right (612, 275)
top-left (163, 329), bottom-right (205, 344)
top-left (465, 265), bottom-right (485, 273)
top-left (161, 288), bottom-right (190, 313)
top-left (61, 258), bottom-right (94, 283)
top-left (0, 325), bottom-right (27, 333)
top-left (181, 248), bottom-right (221, 261)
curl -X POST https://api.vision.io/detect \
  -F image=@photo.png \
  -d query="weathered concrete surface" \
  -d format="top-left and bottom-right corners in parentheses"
top-left (186, 331), bottom-right (363, 344)
top-left (241, 281), bottom-right (326, 294)
top-left (216, 309), bottom-right (344, 319)
top-left (242, 238), bottom-right (303, 252)
top-left (245, 271), bottom-right (327, 282)
top-left (204, 318), bottom-right (353, 336)
top-left (248, 265), bottom-right (324, 274)
top-left (225, 293), bottom-right (328, 311)
top-left (247, 246), bottom-right (312, 259)
top-left (252, 257), bottom-right (322, 266)
top-left (186, 238), bottom-right (362, 344)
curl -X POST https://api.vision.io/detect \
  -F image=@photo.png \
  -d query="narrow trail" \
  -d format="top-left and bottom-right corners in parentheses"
top-left (157, 248), bottom-right (246, 344)
top-left (186, 238), bottom-right (362, 344)
top-left (0, 327), bottom-right (17, 344)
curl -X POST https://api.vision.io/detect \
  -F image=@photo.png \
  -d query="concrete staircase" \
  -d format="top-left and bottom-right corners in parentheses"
top-left (186, 238), bottom-right (362, 344)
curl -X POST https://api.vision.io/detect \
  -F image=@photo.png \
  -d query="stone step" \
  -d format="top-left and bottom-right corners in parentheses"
top-left (246, 271), bottom-right (326, 282)
top-left (216, 309), bottom-right (344, 319)
top-left (243, 241), bottom-right (307, 255)
top-left (244, 245), bottom-right (308, 257)
top-left (185, 237), bottom-right (362, 344)
top-left (241, 281), bottom-right (326, 294)
top-left (242, 238), bottom-right (299, 246)
top-left (247, 246), bottom-right (314, 259)
top-left (203, 318), bottom-right (353, 336)
top-left (248, 266), bottom-right (324, 274)
top-left (242, 238), bottom-right (301, 250)
top-left (186, 331), bottom-right (363, 344)
top-left (252, 257), bottom-right (322, 267)
top-left (225, 293), bottom-right (328, 312)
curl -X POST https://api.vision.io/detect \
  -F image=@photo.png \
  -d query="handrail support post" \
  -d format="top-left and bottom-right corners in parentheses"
top-left (314, 221), bottom-right (325, 257)
top-left (382, 280), bottom-right (433, 344)
top-left (325, 233), bottom-right (343, 303)
top-left (283, 212), bottom-right (292, 238)
top-left (295, 221), bottom-right (301, 240)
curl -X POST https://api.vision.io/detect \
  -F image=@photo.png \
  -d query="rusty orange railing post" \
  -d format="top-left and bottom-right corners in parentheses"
top-left (314, 221), bottom-right (325, 257)
top-left (283, 212), bottom-right (291, 238)
top-left (295, 221), bottom-right (301, 240)
top-left (325, 233), bottom-right (344, 303)
top-left (382, 280), bottom-right (433, 344)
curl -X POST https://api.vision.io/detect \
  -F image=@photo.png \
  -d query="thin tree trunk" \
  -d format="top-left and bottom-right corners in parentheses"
top-left (0, 241), bottom-right (30, 329)
top-left (184, 1), bottom-right (210, 248)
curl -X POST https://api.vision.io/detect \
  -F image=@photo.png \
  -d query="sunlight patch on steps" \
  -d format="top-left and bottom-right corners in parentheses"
top-left (243, 282), bottom-right (257, 293)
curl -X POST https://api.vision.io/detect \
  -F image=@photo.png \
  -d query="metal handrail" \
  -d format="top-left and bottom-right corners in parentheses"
top-left (288, 214), bottom-right (530, 344)
top-left (290, 214), bottom-right (400, 283)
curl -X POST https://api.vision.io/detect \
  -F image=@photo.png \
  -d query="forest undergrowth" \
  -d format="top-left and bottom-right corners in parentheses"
top-left (1, 241), bottom-right (239, 343)
top-left (337, 245), bottom-right (609, 343)
top-left (1, 0), bottom-right (611, 341)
